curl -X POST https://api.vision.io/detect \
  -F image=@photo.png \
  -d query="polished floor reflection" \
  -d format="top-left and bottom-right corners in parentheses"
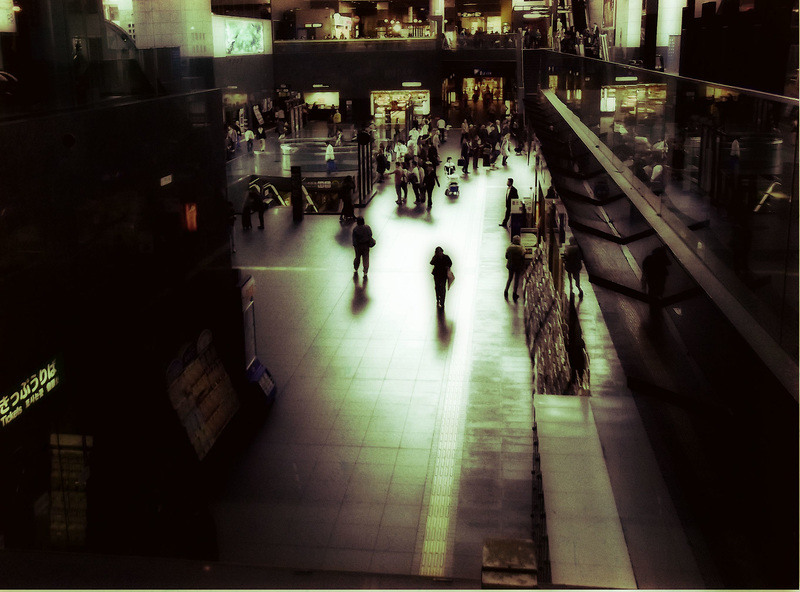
top-left (213, 126), bottom-right (706, 588)
top-left (220, 134), bottom-right (538, 579)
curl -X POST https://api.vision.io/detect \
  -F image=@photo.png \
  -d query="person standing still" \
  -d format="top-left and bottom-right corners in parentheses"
top-left (352, 216), bottom-right (374, 277)
top-left (430, 246), bottom-right (453, 309)
top-left (460, 138), bottom-right (471, 175)
top-left (563, 237), bottom-right (584, 298)
top-left (333, 108), bottom-right (342, 133)
top-left (504, 235), bottom-right (526, 301)
top-left (393, 161), bottom-right (408, 203)
top-left (500, 178), bottom-right (519, 227)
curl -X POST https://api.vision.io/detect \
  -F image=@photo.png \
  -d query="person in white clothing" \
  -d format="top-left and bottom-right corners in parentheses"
top-left (325, 142), bottom-right (336, 173)
top-left (244, 128), bottom-right (255, 153)
top-left (394, 140), bottom-right (407, 163)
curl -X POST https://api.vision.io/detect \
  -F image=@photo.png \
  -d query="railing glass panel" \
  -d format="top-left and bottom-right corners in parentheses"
top-left (528, 51), bottom-right (798, 361)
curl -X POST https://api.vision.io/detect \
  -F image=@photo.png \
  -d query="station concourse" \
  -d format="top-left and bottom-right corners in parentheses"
top-left (207, 120), bottom-right (708, 588)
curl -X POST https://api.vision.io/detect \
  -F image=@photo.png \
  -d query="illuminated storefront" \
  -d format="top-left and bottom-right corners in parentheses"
top-left (462, 76), bottom-right (504, 102)
top-left (303, 90), bottom-right (341, 120)
top-left (370, 89), bottom-right (431, 126)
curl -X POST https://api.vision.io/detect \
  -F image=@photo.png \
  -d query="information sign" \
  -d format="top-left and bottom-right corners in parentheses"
top-left (1, 357), bottom-right (61, 429)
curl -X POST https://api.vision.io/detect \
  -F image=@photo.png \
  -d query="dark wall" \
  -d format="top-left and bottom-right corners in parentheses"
top-left (273, 46), bottom-right (443, 122)
top-left (213, 54), bottom-right (274, 97)
top-left (680, 1), bottom-right (797, 96)
top-left (0, 90), bottom-right (244, 552)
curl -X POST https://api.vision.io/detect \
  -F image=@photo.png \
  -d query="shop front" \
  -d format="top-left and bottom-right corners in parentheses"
top-left (303, 90), bottom-right (341, 122)
top-left (449, 70), bottom-right (513, 123)
top-left (370, 89), bottom-right (431, 138)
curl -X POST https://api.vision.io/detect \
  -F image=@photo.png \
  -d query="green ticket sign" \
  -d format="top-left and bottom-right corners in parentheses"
top-left (1, 358), bottom-right (61, 429)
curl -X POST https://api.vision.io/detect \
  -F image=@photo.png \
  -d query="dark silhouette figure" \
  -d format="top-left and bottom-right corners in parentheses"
top-left (504, 235), bottom-right (526, 302)
top-left (340, 175), bottom-right (355, 222)
top-left (246, 187), bottom-right (265, 229)
top-left (500, 178), bottom-right (519, 227)
top-left (423, 163), bottom-right (440, 210)
top-left (352, 216), bottom-right (374, 277)
top-left (430, 246), bottom-right (453, 309)
top-left (563, 237), bottom-right (584, 298)
top-left (641, 246), bottom-right (671, 307)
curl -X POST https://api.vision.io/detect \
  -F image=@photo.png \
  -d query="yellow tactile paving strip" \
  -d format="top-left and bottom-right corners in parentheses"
top-left (418, 177), bottom-right (486, 577)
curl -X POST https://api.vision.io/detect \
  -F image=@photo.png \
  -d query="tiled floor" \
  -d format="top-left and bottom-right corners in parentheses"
top-left (211, 124), bottom-right (706, 588)
top-left (216, 130), bottom-right (537, 581)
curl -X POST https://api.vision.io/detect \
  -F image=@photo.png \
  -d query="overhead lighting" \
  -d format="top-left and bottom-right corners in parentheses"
top-left (615, 76), bottom-right (638, 82)
top-left (402, 82), bottom-right (422, 87)
top-left (313, 84), bottom-right (329, 88)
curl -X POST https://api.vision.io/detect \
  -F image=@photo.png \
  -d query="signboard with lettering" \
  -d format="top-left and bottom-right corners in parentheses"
top-left (1, 358), bottom-right (61, 429)
top-left (253, 105), bottom-right (264, 126)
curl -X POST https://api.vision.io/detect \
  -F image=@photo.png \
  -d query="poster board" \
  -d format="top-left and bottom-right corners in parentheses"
top-left (519, 228), bottom-right (539, 258)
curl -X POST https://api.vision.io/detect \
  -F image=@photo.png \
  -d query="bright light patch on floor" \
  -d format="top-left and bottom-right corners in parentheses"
top-left (419, 177), bottom-right (485, 577)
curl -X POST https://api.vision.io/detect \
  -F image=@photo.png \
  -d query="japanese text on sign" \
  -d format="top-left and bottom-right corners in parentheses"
top-left (1, 359), bottom-right (60, 429)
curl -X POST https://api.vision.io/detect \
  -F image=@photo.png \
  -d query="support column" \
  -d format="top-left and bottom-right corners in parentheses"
top-left (356, 130), bottom-right (373, 206)
top-left (642, 0), bottom-right (659, 69)
top-left (291, 166), bottom-right (303, 222)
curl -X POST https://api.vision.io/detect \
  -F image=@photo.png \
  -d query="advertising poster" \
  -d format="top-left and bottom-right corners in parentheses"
top-left (603, 0), bottom-right (615, 29)
top-left (519, 228), bottom-right (538, 259)
top-left (0, 0), bottom-right (15, 33)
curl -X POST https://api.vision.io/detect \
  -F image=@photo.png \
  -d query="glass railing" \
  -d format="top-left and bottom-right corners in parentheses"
top-left (527, 51), bottom-right (798, 363)
top-left (272, 37), bottom-right (438, 53)
top-left (443, 32), bottom-right (521, 50)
